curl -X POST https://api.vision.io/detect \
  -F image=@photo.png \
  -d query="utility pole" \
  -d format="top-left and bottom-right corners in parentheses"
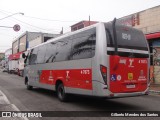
top-left (0, 12), bottom-right (24, 21)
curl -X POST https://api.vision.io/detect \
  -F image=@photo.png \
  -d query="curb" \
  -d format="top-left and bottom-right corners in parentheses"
top-left (0, 90), bottom-right (29, 120)
top-left (149, 90), bottom-right (160, 94)
top-left (0, 90), bottom-right (10, 104)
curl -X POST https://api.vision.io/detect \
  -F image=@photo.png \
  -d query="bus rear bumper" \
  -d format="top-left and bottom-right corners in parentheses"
top-left (92, 80), bottom-right (149, 98)
top-left (105, 88), bottom-right (149, 98)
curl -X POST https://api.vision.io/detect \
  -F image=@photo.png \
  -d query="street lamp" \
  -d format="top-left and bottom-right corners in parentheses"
top-left (0, 12), bottom-right (24, 21)
top-left (0, 12), bottom-right (24, 32)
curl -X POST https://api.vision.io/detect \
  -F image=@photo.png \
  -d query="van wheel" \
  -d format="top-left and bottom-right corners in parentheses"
top-left (26, 80), bottom-right (33, 90)
top-left (57, 83), bottom-right (67, 102)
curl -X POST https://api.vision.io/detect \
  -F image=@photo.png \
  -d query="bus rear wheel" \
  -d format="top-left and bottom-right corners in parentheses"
top-left (57, 83), bottom-right (67, 102)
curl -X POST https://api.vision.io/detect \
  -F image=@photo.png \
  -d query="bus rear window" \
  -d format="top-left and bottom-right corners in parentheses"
top-left (105, 23), bottom-right (148, 51)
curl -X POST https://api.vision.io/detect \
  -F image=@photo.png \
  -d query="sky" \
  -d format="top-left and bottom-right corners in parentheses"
top-left (0, 0), bottom-right (160, 52)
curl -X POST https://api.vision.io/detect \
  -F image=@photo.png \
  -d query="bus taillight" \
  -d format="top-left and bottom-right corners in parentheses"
top-left (100, 65), bottom-right (107, 85)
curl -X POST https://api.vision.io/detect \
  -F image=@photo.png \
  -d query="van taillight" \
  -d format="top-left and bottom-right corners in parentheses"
top-left (100, 65), bottom-right (107, 85)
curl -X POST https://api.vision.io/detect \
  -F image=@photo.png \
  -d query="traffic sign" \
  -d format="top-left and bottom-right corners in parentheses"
top-left (13, 24), bottom-right (20, 32)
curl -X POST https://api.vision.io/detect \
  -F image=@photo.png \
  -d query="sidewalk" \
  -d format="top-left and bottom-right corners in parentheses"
top-left (149, 84), bottom-right (160, 94)
top-left (0, 90), bottom-right (28, 120)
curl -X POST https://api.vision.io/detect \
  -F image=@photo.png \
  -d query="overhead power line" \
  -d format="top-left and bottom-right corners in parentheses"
top-left (0, 9), bottom-right (77, 23)
top-left (0, 12), bottom-right (24, 21)
top-left (24, 15), bottom-right (78, 23)
top-left (0, 9), bottom-right (72, 33)
top-left (0, 32), bottom-right (15, 37)
top-left (12, 17), bottom-right (54, 31)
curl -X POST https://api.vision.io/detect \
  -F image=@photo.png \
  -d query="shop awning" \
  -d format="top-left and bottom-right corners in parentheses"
top-left (146, 32), bottom-right (160, 40)
top-left (8, 52), bottom-right (23, 60)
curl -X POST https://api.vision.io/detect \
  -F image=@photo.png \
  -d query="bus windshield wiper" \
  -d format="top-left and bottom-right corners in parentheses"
top-left (112, 18), bottom-right (118, 55)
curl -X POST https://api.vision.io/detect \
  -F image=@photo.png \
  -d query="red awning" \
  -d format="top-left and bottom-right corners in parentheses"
top-left (146, 32), bottom-right (160, 40)
top-left (8, 52), bottom-right (23, 60)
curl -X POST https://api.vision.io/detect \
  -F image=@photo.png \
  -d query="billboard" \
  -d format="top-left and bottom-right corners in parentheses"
top-left (19, 35), bottom-right (26, 52)
top-left (12, 40), bottom-right (18, 54)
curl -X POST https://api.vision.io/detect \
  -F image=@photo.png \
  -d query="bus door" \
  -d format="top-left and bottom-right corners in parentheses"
top-left (28, 48), bottom-right (39, 86)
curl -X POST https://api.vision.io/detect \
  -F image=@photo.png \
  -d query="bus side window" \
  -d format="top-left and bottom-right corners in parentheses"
top-left (29, 48), bottom-right (39, 65)
top-left (70, 28), bottom-right (96, 60)
top-left (37, 45), bottom-right (47, 64)
top-left (55, 38), bottom-right (72, 62)
top-left (44, 42), bottom-right (57, 63)
top-left (89, 33), bottom-right (96, 57)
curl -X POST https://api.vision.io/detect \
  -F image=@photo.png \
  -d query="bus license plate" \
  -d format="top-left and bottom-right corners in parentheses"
top-left (126, 85), bottom-right (135, 88)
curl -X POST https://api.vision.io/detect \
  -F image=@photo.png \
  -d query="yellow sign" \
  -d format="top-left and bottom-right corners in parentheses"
top-left (128, 73), bottom-right (133, 80)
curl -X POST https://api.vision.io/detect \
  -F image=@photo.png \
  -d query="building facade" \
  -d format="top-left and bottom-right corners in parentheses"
top-left (12, 31), bottom-right (59, 54)
top-left (0, 53), bottom-right (4, 61)
top-left (10, 31), bottom-right (59, 60)
top-left (5, 48), bottom-right (12, 61)
top-left (71, 21), bottom-right (97, 31)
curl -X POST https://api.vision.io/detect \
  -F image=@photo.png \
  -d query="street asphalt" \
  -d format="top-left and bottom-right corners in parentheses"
top-left (0, 71), bottom-right (160, 120)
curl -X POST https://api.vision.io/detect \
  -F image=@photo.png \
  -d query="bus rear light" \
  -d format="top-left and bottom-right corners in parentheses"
top-left (100, 65), bottom-right (107, 85)
top-left (101, 65), bottom-right (107, 73)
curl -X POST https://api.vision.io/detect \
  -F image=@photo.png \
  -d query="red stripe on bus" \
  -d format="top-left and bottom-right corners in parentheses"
top-left (39, 69), bottom-right (92, 90)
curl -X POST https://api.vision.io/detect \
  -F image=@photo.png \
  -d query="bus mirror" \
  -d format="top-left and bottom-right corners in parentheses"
top-left (24, 59), bottom-right (27, 64)
top-left (113, 55), bottom-right (120, 70)
top-left (22, 53), bottom-right (26, 58)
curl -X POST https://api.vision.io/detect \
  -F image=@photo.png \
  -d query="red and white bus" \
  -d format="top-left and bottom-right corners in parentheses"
top-left (23, 19), bottom-right (150, 101)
